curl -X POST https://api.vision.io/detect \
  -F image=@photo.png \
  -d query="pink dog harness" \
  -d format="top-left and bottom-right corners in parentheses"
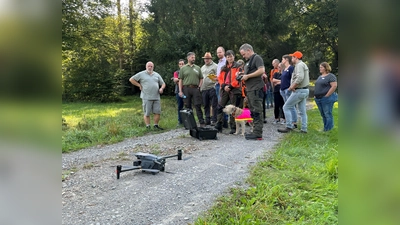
top-left (233, 108), bottom-right (253, 123)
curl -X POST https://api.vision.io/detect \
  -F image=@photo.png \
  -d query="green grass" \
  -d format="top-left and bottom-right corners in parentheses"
top-left (63, 96), bottom-right (338, 223)
top-left (62, 96), bottom-right (180, 152)
top-left (194, 101), bottom-right (338, 224)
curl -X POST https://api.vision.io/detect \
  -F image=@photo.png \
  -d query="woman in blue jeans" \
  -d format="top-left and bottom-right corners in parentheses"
top-left (314, 62), bottom-right (338, 131)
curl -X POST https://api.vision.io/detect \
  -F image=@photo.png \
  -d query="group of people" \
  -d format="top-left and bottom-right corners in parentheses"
top-left (172, 44), bottom-right (266, 140)
top-left (129, 44), bottom-right (338, 137)
top-left (270, 51), bottom-right (338, 133)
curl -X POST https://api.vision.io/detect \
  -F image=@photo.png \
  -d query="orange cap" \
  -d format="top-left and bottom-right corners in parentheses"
top-left (289, 51), bottom-right (303, 59)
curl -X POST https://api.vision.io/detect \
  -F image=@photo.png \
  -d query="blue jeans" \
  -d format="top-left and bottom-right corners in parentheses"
top-left (265, 89), bottom-right (273, 107)
top-left (315, 92), bottom-right (338, 131)
top-left (280, 89), bottom-right (297, 123)
top-left (283, 89), bottom-right (309, 131)
top-left (176, 93), bottom-right (184, 124)
top-left (215, 83), bottom-right (221, 100)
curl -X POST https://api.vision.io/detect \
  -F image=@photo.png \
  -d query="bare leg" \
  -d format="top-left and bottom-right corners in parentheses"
top-left (144, 116), bottom-right (150, 126)
top-left (154, 114), bottom-right (160, 125)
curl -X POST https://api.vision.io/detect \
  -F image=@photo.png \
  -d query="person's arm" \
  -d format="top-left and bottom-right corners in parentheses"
top-left (129, 77), bottom-right (142, 90)
top-left (272, 78), bottom-right (281, 86)
top-left (173, 71), bottom-right (179, 83)
top-left (325, 82), bottom-right (337, 97)
top-left (242, 67), bottom-right (265, 81)
top-left (272, 72), bottom-right (281, 86)
top-left (159, 82), bottom-right (166, 94)
top-left (198, 78), bottom-right (203, 89)
top-left (178, 79), bottom-right (183, 97)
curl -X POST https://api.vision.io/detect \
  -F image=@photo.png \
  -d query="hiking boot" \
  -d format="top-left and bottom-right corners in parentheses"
top-left (153, 125), bottom-right (164, 130)
top-left (277, 127), bottom-right (293, 133)
top-left (245, 133), bottom-right (263, 140)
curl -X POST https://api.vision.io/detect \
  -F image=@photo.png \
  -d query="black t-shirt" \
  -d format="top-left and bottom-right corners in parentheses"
top-left (244, 54), bottom-right (265, 91)
top-left (273, 72), bottom-right (282, 93)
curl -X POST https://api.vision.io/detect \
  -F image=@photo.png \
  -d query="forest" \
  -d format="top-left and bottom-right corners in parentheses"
top-left (62, 0), bottom-right (338, 102)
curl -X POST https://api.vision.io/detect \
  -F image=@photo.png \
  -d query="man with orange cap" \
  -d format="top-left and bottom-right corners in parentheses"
top-left (278, 51), bottom-right (310, 133)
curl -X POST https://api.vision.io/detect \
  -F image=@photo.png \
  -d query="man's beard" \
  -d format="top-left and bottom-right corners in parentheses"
top-left (190, 59), bottom-right (195, 64)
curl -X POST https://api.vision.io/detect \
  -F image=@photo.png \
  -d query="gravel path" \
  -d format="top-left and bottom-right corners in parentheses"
top-left (62, 110), bottom-right (286, 225)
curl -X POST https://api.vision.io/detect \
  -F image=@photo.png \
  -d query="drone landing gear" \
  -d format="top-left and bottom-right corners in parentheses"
top-left (116, 150), bottom-right (182, 179)
top-left (116, 165), bottom-right (140, 179)
top-left (141, 169), bottom-right (160, 175)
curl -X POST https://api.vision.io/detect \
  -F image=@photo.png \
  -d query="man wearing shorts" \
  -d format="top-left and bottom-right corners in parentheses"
top-left (129, 61), bottom-right (166, 130)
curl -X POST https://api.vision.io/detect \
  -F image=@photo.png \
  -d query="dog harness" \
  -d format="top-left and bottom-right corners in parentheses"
top-left (233, 107), bottom-right (253, 122)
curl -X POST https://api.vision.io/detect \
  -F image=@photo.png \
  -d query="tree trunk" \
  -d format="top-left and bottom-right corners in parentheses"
top-left (129, 0), bottom-right (135, 74)
top-left (117, 0), bottom-right (123, 69)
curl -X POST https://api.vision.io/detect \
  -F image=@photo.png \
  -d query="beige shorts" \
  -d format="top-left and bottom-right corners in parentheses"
top-left (142, 100), bottom-right (161, 116)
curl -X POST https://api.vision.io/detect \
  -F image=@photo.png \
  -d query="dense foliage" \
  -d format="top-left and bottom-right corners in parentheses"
top-left (62, 0), bottom-right (338, 102)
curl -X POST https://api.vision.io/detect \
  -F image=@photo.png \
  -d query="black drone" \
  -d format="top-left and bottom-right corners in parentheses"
top-left (116, 150), bottom-right (182, 179)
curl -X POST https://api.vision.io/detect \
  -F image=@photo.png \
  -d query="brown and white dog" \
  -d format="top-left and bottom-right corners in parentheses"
top-left (223, 104), bottom-right (254, 136)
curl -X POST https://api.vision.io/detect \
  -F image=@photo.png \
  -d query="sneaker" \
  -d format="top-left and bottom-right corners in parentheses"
top-left (293, 124), bottom-right (298, 129)
top-left (280, 120), bottom-right (286, 125)
top-left (210, 121), bottom-right (216, 126)
top-left (245, 133), bottom-right (263, 140)
top-left (277, 127), bottom-right (293, 133)
top-left (153, 125), bottom-right (164, 130)
top-left (199, 123), bottom-right (206, 128)
top-left (146, 125), bottom-right (151, 129)
top-left (300, 130), bottom-right (307, 133)
top-left (229, 129), bottom-right (236, 134)
top-left (272, 119), bottom-right (280, 124)
top-left (263, 119), bottom-right (268, 124)
top-left (205, 121), bottom-right (211, 125)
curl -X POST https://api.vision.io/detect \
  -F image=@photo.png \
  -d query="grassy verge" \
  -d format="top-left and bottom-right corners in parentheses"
top-left (194, 102), bottom-right (338, 224)
top-left (62, 96), bottom-right (180, 153)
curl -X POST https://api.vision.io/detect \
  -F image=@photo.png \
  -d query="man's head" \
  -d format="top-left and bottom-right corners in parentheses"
top-left (202, 52), bottom-right (213, 65)
top-left (225, 50), bottom-right (235, 64)
top-left (239, 43), bottom-right (254, 60)
top-left (272, 59), bottom-right (280, 68)
top-left (289, 51), bottom-right (303, 64)
top-left (146, 61), bottom-right (154, 73)
top-left (216, 46), bottom-right (225, 60)
top-left (178, 59), bottom-right (185, 68)
top-left (187, 52), bottom-right (196, 65)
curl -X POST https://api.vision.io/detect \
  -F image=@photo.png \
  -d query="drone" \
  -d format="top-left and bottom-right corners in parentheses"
top-left (116, 149), bottom-right (182, 179)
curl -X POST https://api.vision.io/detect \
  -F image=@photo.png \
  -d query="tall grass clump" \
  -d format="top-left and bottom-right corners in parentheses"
top-left (195, 101), bottom-right (338, 224)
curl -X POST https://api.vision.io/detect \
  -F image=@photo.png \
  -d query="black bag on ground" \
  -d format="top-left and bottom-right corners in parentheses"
top-left (179, 109), bottom-right (218, 141)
